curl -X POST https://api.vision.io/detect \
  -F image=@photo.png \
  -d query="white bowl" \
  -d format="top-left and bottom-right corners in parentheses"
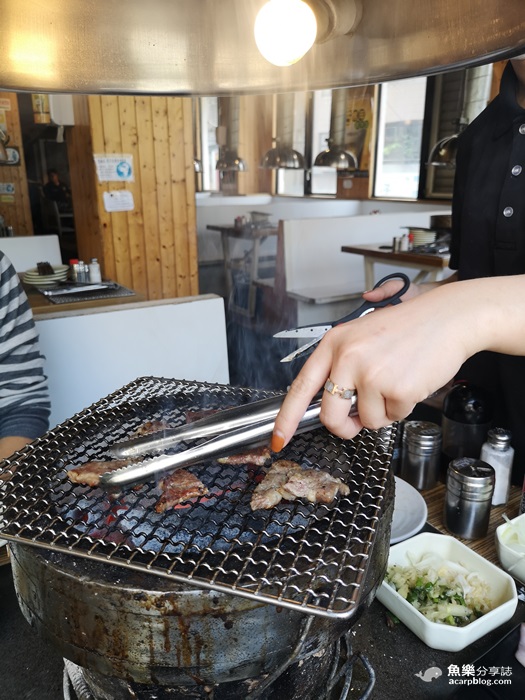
top-left (495, 512), bottom-right (525, 584)
top-left (376, 532), bottom-right (517, 651)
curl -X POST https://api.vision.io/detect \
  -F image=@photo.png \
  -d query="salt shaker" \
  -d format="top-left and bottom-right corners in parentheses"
top-left (400, 421), bottom-right (442, 490)
top-left (88, 258), bottom-right (102, 283)
top-left (479, 428), bottom-right (514, 506)
top-left (443, 458), bottom-right (495, 539)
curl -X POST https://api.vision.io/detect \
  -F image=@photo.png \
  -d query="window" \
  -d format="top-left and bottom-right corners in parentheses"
top-left (199, 97), bottom-right (220, 192)
top-left (373, 77), bottom-right (427, 199)
top-left (309, 89), bottom-right (337, 195)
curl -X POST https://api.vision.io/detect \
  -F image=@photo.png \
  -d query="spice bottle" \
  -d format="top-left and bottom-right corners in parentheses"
top-left (400, 421), bottom-right (442, 490)
top-left (88, 258), bottom-right (102, 283)
top-left (443, 458), bottom-right (495, 539)
top-left (441, 381), bottom-right (493, 463)
top-left (479, 428), bottom-right (514, 506)
top-left (69, 258), bottom-right (79, 282)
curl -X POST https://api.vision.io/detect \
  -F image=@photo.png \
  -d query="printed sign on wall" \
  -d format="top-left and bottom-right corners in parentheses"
top-left (94, 154), bottom-right (134, 182)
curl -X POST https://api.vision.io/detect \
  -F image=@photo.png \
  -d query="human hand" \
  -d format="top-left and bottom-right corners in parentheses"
top-left (272, 281), bottom-right (477, 451)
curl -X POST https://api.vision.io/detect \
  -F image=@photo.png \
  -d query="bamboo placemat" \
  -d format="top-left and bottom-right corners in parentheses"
top-left (422, 482), bottom-right (522, 565)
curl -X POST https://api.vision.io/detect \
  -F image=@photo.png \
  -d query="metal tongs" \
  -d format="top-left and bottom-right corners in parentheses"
top-left (274, 272), bottom-right (410, 362)
top-left (100, 391), bottom-right (358, 489)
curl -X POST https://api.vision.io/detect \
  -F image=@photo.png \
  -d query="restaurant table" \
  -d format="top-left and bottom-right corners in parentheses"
top-left (0, 485), bottom-right (523, 699)
top-left (341, 242), bottom-right (450, 290)
top-left (206, 223), bottom-right (278, 316)
top-left (22, 281), bottom-right (146, 316)
top-left (350, 482), bottom-right (525, 700)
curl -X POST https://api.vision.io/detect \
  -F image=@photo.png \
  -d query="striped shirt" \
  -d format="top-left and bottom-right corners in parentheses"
top-left (0, 251), bottom-right (50, 439)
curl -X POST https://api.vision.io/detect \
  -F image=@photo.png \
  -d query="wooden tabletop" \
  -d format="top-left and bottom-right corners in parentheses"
top-left (206, 224), bottom-right (278, 239)
top-left (421, 482), bottom-right (522, 566)
top-left (342, 242), bottom-right (450, 269)
top-left (23, 283), bottom-right (146, 316)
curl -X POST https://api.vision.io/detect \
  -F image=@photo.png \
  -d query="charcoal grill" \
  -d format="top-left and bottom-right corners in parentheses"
top-left (0, 376), bottom-right (394, 620)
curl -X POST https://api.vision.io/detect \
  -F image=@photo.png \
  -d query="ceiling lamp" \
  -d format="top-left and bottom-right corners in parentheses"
top-left (314, 138), bottom-right (357, 170)
top-left (260, 138), bottom-right (305, 169)
top-left (254, 0), bottom-right (362, 67)
top-left (254, 0), bottom-right (317, 67)
top-left (216, 148), bottom-right (248, 172)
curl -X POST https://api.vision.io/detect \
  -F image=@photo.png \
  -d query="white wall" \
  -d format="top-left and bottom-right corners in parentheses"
top-left (196, 194), bottom-right (450, 263)
top-left (36, 295), bottom-right (229, 428)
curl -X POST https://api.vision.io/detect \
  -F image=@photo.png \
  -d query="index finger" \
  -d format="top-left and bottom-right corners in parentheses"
top-left (271, 344), bottom-right (332, 452)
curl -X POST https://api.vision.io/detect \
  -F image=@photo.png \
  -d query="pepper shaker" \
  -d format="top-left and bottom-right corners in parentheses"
top-left (443, 458), bottom-right (495, 539)
top-left (400, 421), bottom-right (442, 490)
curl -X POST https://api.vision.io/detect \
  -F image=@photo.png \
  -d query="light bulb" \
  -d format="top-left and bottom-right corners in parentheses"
top-left (254, 0), bottom-right (317, 67)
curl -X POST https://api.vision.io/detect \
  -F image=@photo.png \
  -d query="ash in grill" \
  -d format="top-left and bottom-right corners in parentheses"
top-left (0, 376), bottom-right (394, 619)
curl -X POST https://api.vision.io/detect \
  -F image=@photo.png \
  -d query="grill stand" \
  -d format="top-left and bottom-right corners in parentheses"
top-left (62, 629), bottom-right (375, 700)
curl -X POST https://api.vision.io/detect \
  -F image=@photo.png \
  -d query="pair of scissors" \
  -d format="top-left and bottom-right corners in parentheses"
top-left (274, 272), bottom-right (411, 363)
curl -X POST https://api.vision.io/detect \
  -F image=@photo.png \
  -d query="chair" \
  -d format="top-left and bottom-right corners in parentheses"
top-left (40, 188), bottom-right (75, 237)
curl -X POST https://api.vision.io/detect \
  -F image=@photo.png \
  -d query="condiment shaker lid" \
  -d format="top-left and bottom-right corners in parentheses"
top-left (446, 457), bottom-right (495, 500)
top-left (403, 421), bottom-right (442, 450)
top-left (486, 427), bottom-right (512, 449)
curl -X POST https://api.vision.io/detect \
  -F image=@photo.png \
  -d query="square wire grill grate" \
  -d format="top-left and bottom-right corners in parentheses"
top-left (0, 376), bottom-right (394, 619)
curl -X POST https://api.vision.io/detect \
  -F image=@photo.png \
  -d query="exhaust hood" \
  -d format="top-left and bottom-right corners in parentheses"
top-left (1, 0), bottom-right (525, 95)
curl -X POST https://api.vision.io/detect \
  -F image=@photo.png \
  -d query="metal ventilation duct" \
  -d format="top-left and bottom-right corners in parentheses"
top-left (1, 0), bottom-right (524, 95)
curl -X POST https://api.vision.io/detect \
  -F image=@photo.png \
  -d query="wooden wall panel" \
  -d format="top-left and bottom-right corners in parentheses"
top-left (0, 93), bottom-right (33, 236)
top-left (69, 94), bottom-right (197, 301)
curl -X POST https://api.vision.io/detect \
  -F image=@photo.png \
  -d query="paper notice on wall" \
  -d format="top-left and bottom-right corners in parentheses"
top-left (94, 154), bottom-right (134, 182)
top-left (103, 190), bottom-right (134, 212)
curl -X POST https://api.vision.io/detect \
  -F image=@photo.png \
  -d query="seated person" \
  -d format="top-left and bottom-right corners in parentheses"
top-left (43, 169), bottom-right (72, 212)
top-left (0, 251), bottom-right (50, 461)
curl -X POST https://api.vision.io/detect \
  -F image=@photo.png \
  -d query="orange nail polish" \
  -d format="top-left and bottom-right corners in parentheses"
top-left (271, 431), bottom-right (285, 453)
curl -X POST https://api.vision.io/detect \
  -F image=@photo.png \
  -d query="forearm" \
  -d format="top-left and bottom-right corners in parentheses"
top-left (0, 436), bottom-right (33, 461)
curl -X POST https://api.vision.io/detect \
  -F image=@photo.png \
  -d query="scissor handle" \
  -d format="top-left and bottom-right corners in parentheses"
top-left (333, 272), bottom-right (411, 326)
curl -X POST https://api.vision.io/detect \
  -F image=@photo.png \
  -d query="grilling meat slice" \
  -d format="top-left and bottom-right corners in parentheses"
top-left (250, 460), bottom-right (349, 511)
top-left (132, 419), bottom-right (169, 437)
top-left (155, 469), bottom-right (209, 513)
top-left (67, 459), bottom-right (133, 487)
top-left (217, 446), bottom-right (272, 466)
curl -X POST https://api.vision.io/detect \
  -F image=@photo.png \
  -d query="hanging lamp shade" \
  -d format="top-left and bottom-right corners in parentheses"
top-left (427, 133), bottom-right (460, 168)
top-left (260, 140), bottom-right (305, 169)
top-left (216, 149), bottom-right (247, 172)
top-left (314, 139), bottom-right (357, 170)
top-left (427, 70), bottom-right (469, 169)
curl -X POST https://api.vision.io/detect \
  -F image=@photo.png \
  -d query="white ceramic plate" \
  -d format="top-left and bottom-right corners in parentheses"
top-left (377, 533), bottom-right (518, 651)
top-left (390, 476), bottom-right (428, 544)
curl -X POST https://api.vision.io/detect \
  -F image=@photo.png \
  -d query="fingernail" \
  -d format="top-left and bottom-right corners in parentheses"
top-left (271, 430), bottom-right (285, 453)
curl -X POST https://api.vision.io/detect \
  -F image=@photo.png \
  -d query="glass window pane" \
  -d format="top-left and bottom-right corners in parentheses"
top-left (373, 77), bottom-right (427, 199)
top-left (199, 97), bottom-right (220, 192)
top-left (310, 89), bottom-right (337, 195)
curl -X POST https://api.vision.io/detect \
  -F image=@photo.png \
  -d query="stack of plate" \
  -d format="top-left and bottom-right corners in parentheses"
top-left (407, 227), bottom-right (436, 247)
top-left (22, 265), bottom-right (69, 287)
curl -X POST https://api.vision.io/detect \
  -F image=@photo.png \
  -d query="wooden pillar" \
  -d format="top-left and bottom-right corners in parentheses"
top-left (68, 95), bottom-right (198, 300)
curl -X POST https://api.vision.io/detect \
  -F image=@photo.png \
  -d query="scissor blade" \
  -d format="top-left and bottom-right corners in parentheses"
top-left (273, 325), bottom-right (332, 339)
top-left (280, 335), bottom-right (324, 362)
